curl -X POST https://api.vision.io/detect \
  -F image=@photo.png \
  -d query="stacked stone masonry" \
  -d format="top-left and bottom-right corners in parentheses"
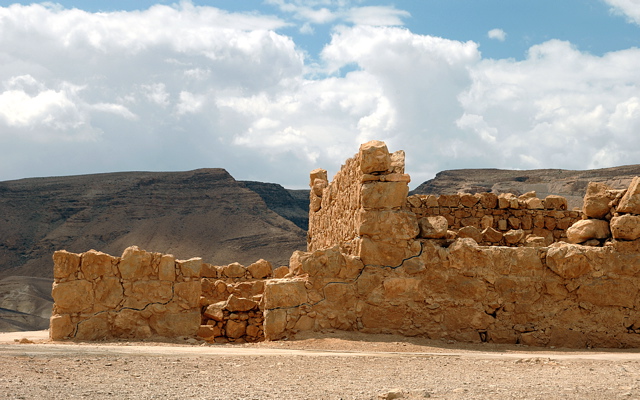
top-left (50, 140), bottom-right (640, 348)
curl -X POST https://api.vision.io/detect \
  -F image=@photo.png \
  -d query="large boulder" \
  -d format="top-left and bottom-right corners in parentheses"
top-left (583, 182), bottom-right (613, 219)
top-left (566, 219), bottom-right (610, 244)
top-left (617, 176), bottom-right (640, 214)
top-left (611, 214), bottom-right (640, 241)
top-left (359, 140), bottom-right (391, 174)
top-left (418, 216), bottom-right (448, 239)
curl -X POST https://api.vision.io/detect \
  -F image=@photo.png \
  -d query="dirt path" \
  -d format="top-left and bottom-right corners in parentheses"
top-left (2, 331), bottom-right (640, 399)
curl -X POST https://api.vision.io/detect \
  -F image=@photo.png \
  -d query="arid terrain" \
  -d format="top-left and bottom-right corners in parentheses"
top-left (2, 330), bottom-right (640, 399)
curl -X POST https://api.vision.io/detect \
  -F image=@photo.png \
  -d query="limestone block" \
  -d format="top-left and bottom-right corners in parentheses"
top-left (310, 195), bottom-right (322, 212)
top-left (525, 236), bottom-right (546, 247)
top-left (357, 237), bottom-right (420, 267)
top-left (158, 254), bottom-right (176, 281)
top-left (361, 303), bottom-right (406, 330)
top-left (478, 192), bottom-right (498, 209)
top-left (75, 313), bottom-right (111, 341)
top-left (358, 210), bottom-right (419, 240)
top-left (583, 182), bottom-right (614, 219)
top-left (309, 168), bottom-right (328, 186)
top-left (519, 191), bottom-right (536, 200)
top-left (577, 278), bottom-right (637, 308)
top-left (247, 259), bottom-right (272, 279)
top-left (459, 193), bottom-right (479, 208)
top-left (361, 182), bottom-right (408, 209)
top-left (112, 309), bottom-right (151, 338)
top-left (458, 226), bottom-right (482, 243)
top-left (123, 280), bottom-right (173, 309)
top-left (52, 280), bottom-right (94, 314)
top-left (225, 319), bottom-right (247, 339)
top-left (611, 214), bottom-right (640, 241)
top-left (312, 178), bottom-right (328, 196)
top-left (273, 266), bottom-right (290, 279)
top-left (223, 262), bottom-right (246, 278)
top-left (617, 176), bottom-right (640, 214)
top-left (174, 281), bottom-right (201, 308)
top-left (544, 195), bottom-right (568, 210)
top-left (49, 314), bottom-right (75, 340)
top-left (498, 193), bottom-right (516, 209)
top-left (481, 215), bottom-right (494, 229)
top-left (423, 195), bottom-right (439, 207)
top-left (232, 281), bottom-right (265, 298)
top-left (197, 325), bottom-right (216, 339)
top-left (566, 219), bottom-right (610, 244)
top-left (438, 194), bottom-right (460, 208)
top-left (226, 294), bottom-right (258, 312)
top-left (381, 173), bottom-right (410, 182)
top-left (203, 301), bottom-right (226, 321)
top-left (443, 307), bottom-right (493, 331)
top-left (546, 244), bottom-right (591, 279)
top-left (508, 217), bottom-right (521, 229)
top-left (294, 315), bottom-right (315, 331)
top-left (359, 140), bottom-right (391, 174)
top-left (418, 216), bottom-right (448, 239)
top-left (482, 227), bottom-right (503, 243)
top-left (389, 150), bottom-right (405, 174)
top-left (149, 311), bottom-right (201, 337)
top-left (263, 308), bottom-right (287, 340)
top-left (81, 249), bottom-right (117, 280)
top-left (94, 277), bottom-right (124, 310)
top-left (526, 197), bottom-right (544, 210)
top-left (177, 257), bottom-right (202, 278)
top-left (264, 279), bottom-right (307, 309)
top-left (407, 195), bottom-right (422, 208)
top-left (53, 250), bottom-right (81, 280)
top-left (119, 246), bottom-right (153, 280)
top-left (497, 219), bottom-right (508, 231)
top-left (504, 229), bottom-right (525, 245)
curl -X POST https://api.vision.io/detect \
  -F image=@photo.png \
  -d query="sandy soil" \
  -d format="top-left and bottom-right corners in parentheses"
top-left (2, 330), bottom-right (640, 399)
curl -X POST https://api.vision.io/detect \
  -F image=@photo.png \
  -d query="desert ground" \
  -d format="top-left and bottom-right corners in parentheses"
top-left (2, 330), bottom-right (640, 399)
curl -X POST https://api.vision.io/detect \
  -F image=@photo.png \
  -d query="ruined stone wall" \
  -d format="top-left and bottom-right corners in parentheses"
top-left (50, 246), bottom-right (202, 340)
top-left (407, 192), bottom-right (582, 246)
top-left (265, 239), bottom-right (640, 348)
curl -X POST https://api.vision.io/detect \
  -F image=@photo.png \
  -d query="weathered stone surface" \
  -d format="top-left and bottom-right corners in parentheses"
top-left (149, 311), bottom-right (200, 337)
top-left (52, 280), bottom-right (94, 313)
top-left (158, 254), bottom-right (176, 281)
top-left (525, 236), bottom-right (546, 247)
top-left (459, 193), bottom-right (479, 208)
top-left (272, 265), bottom-right (289, 279)
top-left (119, 246), bottom-right (153, 280)
top-left (583, 182), bottom-right (614, 218)
top-left (312, 178), bottom-right (328, 197)
top-left (226, 294), bottom-right (258, 312)
top-left (223, 262), bottom-right (246, 278)
top-left (49, 314), bottom-right (74, 340)
top-left (177, 257), bottom-right (202, 278)
top-left (203, 301), bottom-right (226, 321)
top-left (264, 279), bottom-right (307, 309)
top-left (81, 249), bottom-right (117, 280)
top-left (504, 229), bottom-right (525, 245)
top-left (359, 140), bottom-right (391, 174)
top-left (123, 280), bottom-right (173, 309)
top-left (75, 313), bottom-right (110, 341)
top-left (247, 259), bottom-right (272, 279)
top-left (544, 195), bottom-right (568, 210)
top-left (263, 308), bottom-right (287, 340)
top-left (357, 237), bottom-right (419, 267)
top-left (309, 168), bottom-right (328, 186)
top-left (611, 214), bottom-right (640, 240)
top-left (359, 210), bottom-right (419, 240)
top-left (94, 277), bottom-right (124, 310)
top-left (113, 309), bottom-right (151, 338)
top-left (173, 281), bottom-right (201, 308)
top-left (458, 226), bottom-right (482, 243)
top-left (389, 150), bottom-right (405, 174)
top-left (418, 216), bottom-right (448, 239)
top-left (526, 197), bottom-right (544, 210)
top-left (482, 227), bottom-right (503, 243)
top-left (438, 194), bottom-right (459, 208)
top-left (53, 250), bottom-right (81, 280)
top-left (577, 278), bottom-right (637, 308)
top-left (617, 176), bottom-right (640, 214)
top-left (566, 219), bottom-right (610, 244)
top-left (361, 181), bottom-right (408, 209)
top-left (478, 192), bottom-right (498, 208)
top-left (225, 319), bottom-right (247, 339)
top-left (546, 244), bottom-right (591, 279)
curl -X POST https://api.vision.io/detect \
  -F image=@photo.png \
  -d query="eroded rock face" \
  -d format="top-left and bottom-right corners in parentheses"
top-left (566, 219), bottom-right (611, 244)
top-left (611, 215), bottom-right (640, 241)
top-left (617, 176), bottom-right (640, 214)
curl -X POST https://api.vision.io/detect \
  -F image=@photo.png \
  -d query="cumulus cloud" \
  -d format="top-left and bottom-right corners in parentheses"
top-left (2, 2), bottom-right (640, 190)
top-left (487, 28), bottom-right (506, 41)
top-left (604, 0), bottom-right (640, 25)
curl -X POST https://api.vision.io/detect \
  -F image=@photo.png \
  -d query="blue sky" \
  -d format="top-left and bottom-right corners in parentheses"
top-left (1, 0), bottom-right (640, 188)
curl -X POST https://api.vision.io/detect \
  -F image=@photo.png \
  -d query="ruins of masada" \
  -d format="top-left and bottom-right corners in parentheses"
top-left (50, 141), bottom-right (640, 348)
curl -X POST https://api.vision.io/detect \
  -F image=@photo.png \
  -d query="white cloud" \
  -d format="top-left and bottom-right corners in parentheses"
top-left (487, 28), bottom-right (506, 41)
top-left (604, 0), bottom-right (640, 25)
top-left (344, 6), bottom-right (410, 26)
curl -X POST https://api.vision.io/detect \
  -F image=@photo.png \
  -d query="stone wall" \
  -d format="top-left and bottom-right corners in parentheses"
top-left (407, 192), bottom-right (581, 246)
top-left (50, 246), bottom-right (202, 340)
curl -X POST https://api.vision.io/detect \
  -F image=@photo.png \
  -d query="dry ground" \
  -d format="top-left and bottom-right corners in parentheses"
top-left (2, 330), bottom-right (640, 399)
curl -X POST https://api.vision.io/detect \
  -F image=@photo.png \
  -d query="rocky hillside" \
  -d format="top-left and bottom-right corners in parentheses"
top-left (411, 165), bottom-right (640, 209)
top-left (0, 169), bottom-right (307, 280)
top-left (240, 181), bottom-right (309, 230)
